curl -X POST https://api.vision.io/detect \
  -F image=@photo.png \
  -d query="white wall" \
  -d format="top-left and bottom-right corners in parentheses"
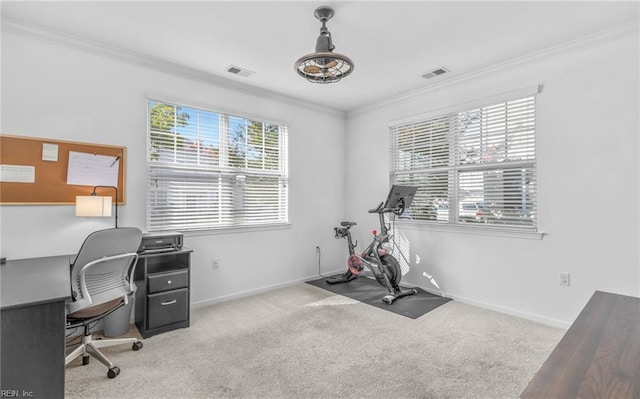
top-left (2, 22), bottom-right (638, 328)
top-left (0, 31), bottom-right (347, 304)
top-left (346, 34), bottom-right (639, 327)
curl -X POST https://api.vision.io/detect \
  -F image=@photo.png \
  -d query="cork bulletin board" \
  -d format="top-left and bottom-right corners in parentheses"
top-left (0, 134), bottom-right (126, 205)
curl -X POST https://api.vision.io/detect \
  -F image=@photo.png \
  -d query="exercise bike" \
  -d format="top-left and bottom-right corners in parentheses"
top-left (326, 185), bottom-right (418, 304)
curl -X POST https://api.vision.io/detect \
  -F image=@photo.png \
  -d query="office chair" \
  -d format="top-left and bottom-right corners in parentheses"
top-left (65, 227), bottom-right (144, 379)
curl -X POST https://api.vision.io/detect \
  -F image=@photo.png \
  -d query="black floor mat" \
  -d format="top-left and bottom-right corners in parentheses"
top-left (306, 273), bottom-right (452, 319)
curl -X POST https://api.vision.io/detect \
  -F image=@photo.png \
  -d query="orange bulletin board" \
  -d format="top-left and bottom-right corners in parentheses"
top-left (0, 134), bottom-right (126, 205)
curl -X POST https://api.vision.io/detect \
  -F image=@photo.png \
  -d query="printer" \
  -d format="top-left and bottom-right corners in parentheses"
top-left (138, 231), bottom-right (183, 253)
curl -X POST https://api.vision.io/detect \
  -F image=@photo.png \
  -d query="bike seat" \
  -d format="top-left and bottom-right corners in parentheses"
top-left (340, 221), bottom-right (356, 227)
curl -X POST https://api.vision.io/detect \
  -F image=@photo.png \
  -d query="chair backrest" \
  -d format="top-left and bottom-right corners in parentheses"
top-left (68, 227), bottom-right (143, 314)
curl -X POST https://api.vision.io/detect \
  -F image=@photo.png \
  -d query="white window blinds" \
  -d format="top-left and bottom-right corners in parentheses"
top-left (147, 100), bottom-right (288, 232)
top-left (390, 93), bottom-right (537, 230)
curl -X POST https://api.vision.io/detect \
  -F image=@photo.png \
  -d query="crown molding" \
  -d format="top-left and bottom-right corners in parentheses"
top-left (348, 19), bottom-right (639, 118)
top-left (3, 16), bottom-right (637, 120)
top-left (1, 16), bottom-right (346, 118)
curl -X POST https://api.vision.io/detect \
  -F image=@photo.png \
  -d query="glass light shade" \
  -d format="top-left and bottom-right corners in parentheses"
top-left (75, 196), bottom-right (112, 217)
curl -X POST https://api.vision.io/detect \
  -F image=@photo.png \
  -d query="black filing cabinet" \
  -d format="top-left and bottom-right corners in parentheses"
top-left (134, 249), bottom-right (192, 338)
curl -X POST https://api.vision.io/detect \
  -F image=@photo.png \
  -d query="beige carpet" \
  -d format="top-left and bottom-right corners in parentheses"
top-left (65, 283), bottom-right (564, 398)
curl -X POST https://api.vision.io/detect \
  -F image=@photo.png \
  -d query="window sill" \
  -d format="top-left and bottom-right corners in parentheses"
top-left (179, 222), bottom-right (292, 237)
top-left (396, 220), bottom-right (545, 240)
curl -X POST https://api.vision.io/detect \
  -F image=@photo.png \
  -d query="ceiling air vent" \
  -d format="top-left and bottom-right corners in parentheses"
top-left (226, 65), bottom-right (254, 78)
top-left (422, 67), bottom-right (450, 80)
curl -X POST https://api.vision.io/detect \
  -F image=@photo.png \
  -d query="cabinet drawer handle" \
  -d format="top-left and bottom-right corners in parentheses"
top-left (160, 299), bottom-right (177, 306)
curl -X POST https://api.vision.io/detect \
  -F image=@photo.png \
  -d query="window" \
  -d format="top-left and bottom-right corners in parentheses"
top-left (390, 91), bottom-right (537, 232)
top-left (147, 99), bottom-right (288, 232)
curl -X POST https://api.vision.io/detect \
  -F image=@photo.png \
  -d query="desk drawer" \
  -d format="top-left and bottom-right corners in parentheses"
top-left (147, 288), bottom-right (188, 330)
top-left (147, 270), bottom-right (188, 294)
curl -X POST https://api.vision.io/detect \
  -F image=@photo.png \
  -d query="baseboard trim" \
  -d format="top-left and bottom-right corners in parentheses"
top-left (190, 270), bottom-right (345, 309)
top-left (454, 296), bottom-right (569, 329)
top-left (407, 283), bottom-right (571, 329)
top-left (191, 272), bottom-right (571, 329)
top-left (394, 279), bottom-right (570, 329)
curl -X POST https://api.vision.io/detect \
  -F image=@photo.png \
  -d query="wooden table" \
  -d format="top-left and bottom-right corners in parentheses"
top-left (521, 290), bottom-right (640, 398)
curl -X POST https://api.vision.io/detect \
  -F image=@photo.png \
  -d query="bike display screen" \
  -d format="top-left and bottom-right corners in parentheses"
top-left (383, 185), bottom-right (417, 211)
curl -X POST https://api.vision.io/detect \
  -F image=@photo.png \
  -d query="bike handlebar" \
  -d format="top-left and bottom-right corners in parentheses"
top-left (368, 200), bottom-right (406, 216)
top-left (368, 202), bottom-right (384, 213)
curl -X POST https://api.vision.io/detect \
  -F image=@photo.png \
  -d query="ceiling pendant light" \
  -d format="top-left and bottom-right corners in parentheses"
top-left (294, 6), bottom-right (354, 84)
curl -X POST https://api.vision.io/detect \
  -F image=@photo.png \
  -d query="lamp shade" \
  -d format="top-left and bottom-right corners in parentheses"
top-left (75, 196), bottom-right (112, 217)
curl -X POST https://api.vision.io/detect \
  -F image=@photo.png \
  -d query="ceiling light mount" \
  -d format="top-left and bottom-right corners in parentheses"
top-left (294, 6), bottom-right (354, 84)
top-left (314, 6), bottom-right (334, 24)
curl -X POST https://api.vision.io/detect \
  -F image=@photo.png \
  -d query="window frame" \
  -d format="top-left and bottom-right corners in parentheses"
top-left (146, 95), bottom-right (289, 233)
top-left (389, 85), bottom-right (544, 239)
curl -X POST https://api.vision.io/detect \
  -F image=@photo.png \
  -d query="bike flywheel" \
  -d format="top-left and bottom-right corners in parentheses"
top-left (347, 254), bottom-right (364, 275)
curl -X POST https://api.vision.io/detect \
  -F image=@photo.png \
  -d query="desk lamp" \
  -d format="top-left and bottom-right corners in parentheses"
top-left (75, 185), bottom-right (119, 228)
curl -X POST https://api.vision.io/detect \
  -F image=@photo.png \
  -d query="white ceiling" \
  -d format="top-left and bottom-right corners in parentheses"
top-left (2, 1), bottom-right (638, 113)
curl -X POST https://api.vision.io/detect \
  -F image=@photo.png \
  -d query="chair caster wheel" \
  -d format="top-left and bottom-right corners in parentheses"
top-left (132, 341), bottom-right (143, 351)
top-left (107, 366), bottom-right (120, 379)
top-left (412, 289), bottom-right (418, 295)
top-left (82, 355), bottom-right (90, 365)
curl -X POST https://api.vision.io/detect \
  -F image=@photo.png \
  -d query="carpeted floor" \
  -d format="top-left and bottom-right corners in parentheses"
top-left (65, 283), bottom-right (564, 399)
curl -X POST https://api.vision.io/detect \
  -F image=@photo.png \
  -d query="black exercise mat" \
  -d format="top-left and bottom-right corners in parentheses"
top-left (307, 274), bottom-right (452, 319)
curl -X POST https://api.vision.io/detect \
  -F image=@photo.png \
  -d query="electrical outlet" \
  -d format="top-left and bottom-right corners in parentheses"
top-left (212, 258), bottom-right (220, 269)
top-left (559, 272), bottom-right (570, 286)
